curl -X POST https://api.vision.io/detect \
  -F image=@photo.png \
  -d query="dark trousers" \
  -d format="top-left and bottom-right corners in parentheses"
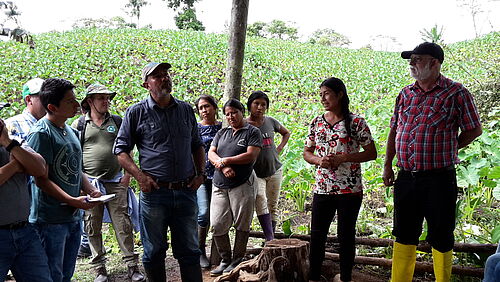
top-left (392, 168), bottom-right (458, 252)
top-left (309, 193), bottom-right (362, 281)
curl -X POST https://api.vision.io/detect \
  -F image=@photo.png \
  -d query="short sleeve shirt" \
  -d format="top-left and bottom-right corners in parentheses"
top-left (212, 123), bottom-right (262, 189)
top-left (390, 75), bottom-right (481, 171)
top-left (305, 114), bottom-right (373, 195)
top-left (5, 109), bottom-right (38, 142)
top-left (253, 116), bottom-right (283, 178)
top-left (27, 118), bottom-right (82, 224)
top-left (198, 122), bottom-right (222, 179)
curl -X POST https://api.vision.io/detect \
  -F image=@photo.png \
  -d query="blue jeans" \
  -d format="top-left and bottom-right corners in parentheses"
top-left (140, 188), bottom-right (201, 269)
top-left (0, 224), bottom-right (51, 282)
top-left (34, 221), bottom-right (82, 282)
top-left (196, 179), bottom-right (212, 227)
top-left (484, 244), bottom-right (500, 282)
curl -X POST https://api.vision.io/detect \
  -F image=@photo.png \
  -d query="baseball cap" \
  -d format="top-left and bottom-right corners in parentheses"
top-left (141, 62), bottom-right (172, 82)
top-left (401, 42), bottom-right (444, 63)
top-left (81, 84), bottom-right (116, 111)
top-left (22, 78), bottom-right (45, 99)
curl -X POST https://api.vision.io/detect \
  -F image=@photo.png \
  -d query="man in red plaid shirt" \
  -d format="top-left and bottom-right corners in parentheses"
top-left (383, 42), bottom-right (482, 282)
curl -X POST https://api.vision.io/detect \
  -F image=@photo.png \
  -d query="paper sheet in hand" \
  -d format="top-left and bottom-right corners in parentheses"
top-left (87, 194), bottom-right (116, 203)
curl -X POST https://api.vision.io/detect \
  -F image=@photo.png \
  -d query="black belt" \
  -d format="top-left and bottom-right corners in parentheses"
top-left (400, 165), bottom-right (455, 177)
top-left (0, 221), bottom-right (28, 230)
top-left (157, 180), bottom-right (189, 190)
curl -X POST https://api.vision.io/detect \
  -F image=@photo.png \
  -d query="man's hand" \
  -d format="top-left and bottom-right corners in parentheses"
top-left (88, 189), bottom-right (102, 198)
top-left (188, 175), bottom-right (204, 190)
top-left (214, 158), bottom-right (226, 169)
top-left (137, 172), bottom-right (159, 192)
top-left (222, 166), bottom-right (235, 178)
top-left (383, 166), bottom-right (395, 186)
top-left (70, 196), bottom-right (100, 210)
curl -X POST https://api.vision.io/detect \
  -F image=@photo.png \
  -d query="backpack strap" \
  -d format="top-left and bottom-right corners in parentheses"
top-left (111, 114), bottom-right (122, 130)
top-left (77, 116), bottom-right (87, 147)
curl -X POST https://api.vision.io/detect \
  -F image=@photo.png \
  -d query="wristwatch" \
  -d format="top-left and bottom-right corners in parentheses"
top-left (5, 139), bottom-right (20, 152)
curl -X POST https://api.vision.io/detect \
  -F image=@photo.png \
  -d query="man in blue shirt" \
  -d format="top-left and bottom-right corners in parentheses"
top-left (114, 62), bottom-right (205, 282)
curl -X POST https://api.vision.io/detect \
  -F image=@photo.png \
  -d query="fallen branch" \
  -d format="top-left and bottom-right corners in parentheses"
top-left (249, 231), bottom-right (498, 254)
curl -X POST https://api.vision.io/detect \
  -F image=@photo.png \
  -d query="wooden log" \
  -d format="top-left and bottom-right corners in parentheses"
top-left (249, 231), bottom-right (498, 254)
top-left (324, 252), bottom-right (485, 278)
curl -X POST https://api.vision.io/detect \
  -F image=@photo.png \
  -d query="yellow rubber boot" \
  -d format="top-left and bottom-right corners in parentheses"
top-left (390, 242), bottom-right (417, 282)
top-left (432, 248), bottom-right (453, 282)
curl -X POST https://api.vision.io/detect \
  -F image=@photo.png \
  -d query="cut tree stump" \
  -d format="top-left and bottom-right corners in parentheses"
top-left (214, 238), bottom-right (310, 282)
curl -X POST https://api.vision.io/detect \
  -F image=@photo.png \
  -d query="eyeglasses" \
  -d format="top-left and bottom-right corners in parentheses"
top-left (407, 56), bottom-right (435, 64)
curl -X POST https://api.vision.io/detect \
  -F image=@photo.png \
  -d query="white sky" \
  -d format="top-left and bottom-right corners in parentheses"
top-left (8, 0), bottom-right (500, 50)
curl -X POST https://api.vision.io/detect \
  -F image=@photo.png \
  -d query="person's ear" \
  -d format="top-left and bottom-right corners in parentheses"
top-left (25, 96), bottom-right (32, 105)
top-left (142, 81), bottom-right (149, 89)
top-left (47, 104), bottom-right (57, 113)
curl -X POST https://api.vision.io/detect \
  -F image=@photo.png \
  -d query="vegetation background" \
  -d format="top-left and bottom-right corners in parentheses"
top-left (0, 28), bottom-right (498, 280)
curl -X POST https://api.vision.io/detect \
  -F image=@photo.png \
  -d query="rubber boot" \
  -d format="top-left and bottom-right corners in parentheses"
top-left (180, 264), bottom-right (203, 282)
top-left (198, 226), bottom-right (210, 269)
top-left (144, 265), bottom-right (166, 282)
top-left (257, 213), bottom-right (274, 241)
top-left (390, 242), bottom-right (417, 282)
top-left (210, 234), bottom-right (232, 276)
top-left (223, 230), bottom-right (249, 273)
top-left (432, 248), bottom-right (453, 282)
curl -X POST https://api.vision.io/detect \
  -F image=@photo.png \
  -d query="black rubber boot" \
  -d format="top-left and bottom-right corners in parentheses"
top-left (198, 226), bottom-right (210, 269)
top-left (179, 264), bottom-right (203, 282)
top-left (223, 230), bottom-right (249, 273)
top-left (210, 234), bottom-right (232, 276)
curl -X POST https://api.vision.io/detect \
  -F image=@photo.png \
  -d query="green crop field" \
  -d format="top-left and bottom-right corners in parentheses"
top-left (0, 28), bottom-right (498, 278)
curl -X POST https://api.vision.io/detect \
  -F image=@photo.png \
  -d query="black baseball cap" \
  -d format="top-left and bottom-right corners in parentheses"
top-left (401, 42), bottom-right (444, 63)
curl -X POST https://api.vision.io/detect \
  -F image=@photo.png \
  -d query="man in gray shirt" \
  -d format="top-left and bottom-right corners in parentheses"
top-left (114, 62), bottom-right (205, 282)
top-left (0, 118), bottom-right (51, 281)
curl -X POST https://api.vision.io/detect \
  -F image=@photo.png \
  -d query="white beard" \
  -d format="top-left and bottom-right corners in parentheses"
top-left (409, 62), bottom-right (432, 80)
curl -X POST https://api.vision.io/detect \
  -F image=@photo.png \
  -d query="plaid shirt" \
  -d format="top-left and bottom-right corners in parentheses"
top-left (390, 75), bottom-right (481, 171)
top-left (5, 108), bottom-right (38, 143)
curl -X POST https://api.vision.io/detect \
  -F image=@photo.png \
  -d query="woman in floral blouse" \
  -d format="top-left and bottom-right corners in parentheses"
top-left (303, 77), bottom-right (377, 282)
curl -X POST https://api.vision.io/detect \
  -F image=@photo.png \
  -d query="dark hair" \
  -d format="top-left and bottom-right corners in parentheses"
top-left (223, 98), bottom-right (245, 115)
top-left (39, 78), bottom-right (75, 114)
top-left (195, 95), bottom-right (218, 115)
top-left (247, 91), bottom-right (270, 111)
top-left (320, 77), bottom-right (352, 137)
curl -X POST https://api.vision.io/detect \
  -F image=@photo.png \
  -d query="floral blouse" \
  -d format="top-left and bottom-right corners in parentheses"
top-left (305, 114), bottom-right (373, 195)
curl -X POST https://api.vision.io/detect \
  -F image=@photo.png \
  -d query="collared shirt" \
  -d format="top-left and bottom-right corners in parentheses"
top-left (5, 108), bottom-right (38, 142)
top-left (390, 75), bottom-right (481, 171)
top-left (114, 95), bottom-right (203, 182)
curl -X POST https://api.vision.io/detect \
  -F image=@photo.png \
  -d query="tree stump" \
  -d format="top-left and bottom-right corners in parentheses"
top-left (214, 238), bottom-right (309, 282)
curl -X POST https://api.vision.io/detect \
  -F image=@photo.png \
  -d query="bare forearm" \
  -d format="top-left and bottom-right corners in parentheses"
top-left (303, 147), bottom-right (321, 166)
top-left (192, 146), bottom-right (205, 174)
top-left (35, 176), bottom-right (75, 204)
top-left (224, 148), bottom-right (260, 165)
top-left (341, 142), bottom-right (377, 164)
top-left (277, 132), bottom-right (291, 152)
top-left (384, 127), bottom-right (396, 168)
top-left (10, 147), bottom-right (46, 177)
top-left (0, 161), bottom-right (20, 185)
top-left (117, 152), bottom-right (142, 180)
top-left (458, 126), bottom-right (482, 149)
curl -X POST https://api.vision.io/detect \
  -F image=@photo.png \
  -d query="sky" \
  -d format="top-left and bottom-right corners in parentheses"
top-left (7, 0), bottom-right (500, 51)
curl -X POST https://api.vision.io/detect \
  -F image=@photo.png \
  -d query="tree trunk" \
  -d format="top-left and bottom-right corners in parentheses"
top-left (214, 238), bottom-right (310, 282)
top-left (223, 0), bottom-right (249, 102)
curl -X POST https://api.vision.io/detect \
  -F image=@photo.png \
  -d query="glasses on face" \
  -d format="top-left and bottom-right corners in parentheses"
top-left (407, 56), bottom-right (435, 64)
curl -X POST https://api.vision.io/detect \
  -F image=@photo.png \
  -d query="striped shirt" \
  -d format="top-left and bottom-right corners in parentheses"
top-left (390, 75), bottom-right (481, 171)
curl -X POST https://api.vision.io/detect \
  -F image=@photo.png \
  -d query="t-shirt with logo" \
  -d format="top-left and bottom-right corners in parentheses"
top-left (211, 123), bottom-right (262, 189)
top-left (253, 116), bottom-right (283, 178)
top-left (71, 114), bottom-right (121, 180)
top-left (27, 118), bottom-right (82, 224)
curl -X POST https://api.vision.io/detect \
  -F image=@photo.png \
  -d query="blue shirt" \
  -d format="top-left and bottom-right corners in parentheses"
top-left (114, 96), bottom-right (203, 182)
top-left (27, 118), bottom-right (82, 224)
top-left (6, 108), bottom-right (38, 142)
top-left (198, 122), bottom-right (222, 179)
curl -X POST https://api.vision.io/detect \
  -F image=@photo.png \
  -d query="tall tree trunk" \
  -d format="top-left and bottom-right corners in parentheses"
top-left (223, 0), bottom-right (249, 102)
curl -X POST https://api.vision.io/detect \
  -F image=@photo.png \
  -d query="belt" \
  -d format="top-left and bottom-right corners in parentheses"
top-left (400, 165), bottom-right (455, 177)
top-left (0, 221), bottom-right (28, 230)
top-left (157, 180), bottom-right (189, 190)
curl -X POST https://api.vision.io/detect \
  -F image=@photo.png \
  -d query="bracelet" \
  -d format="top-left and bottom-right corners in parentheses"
top-left (5, 139), bottom-right (20, 152)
